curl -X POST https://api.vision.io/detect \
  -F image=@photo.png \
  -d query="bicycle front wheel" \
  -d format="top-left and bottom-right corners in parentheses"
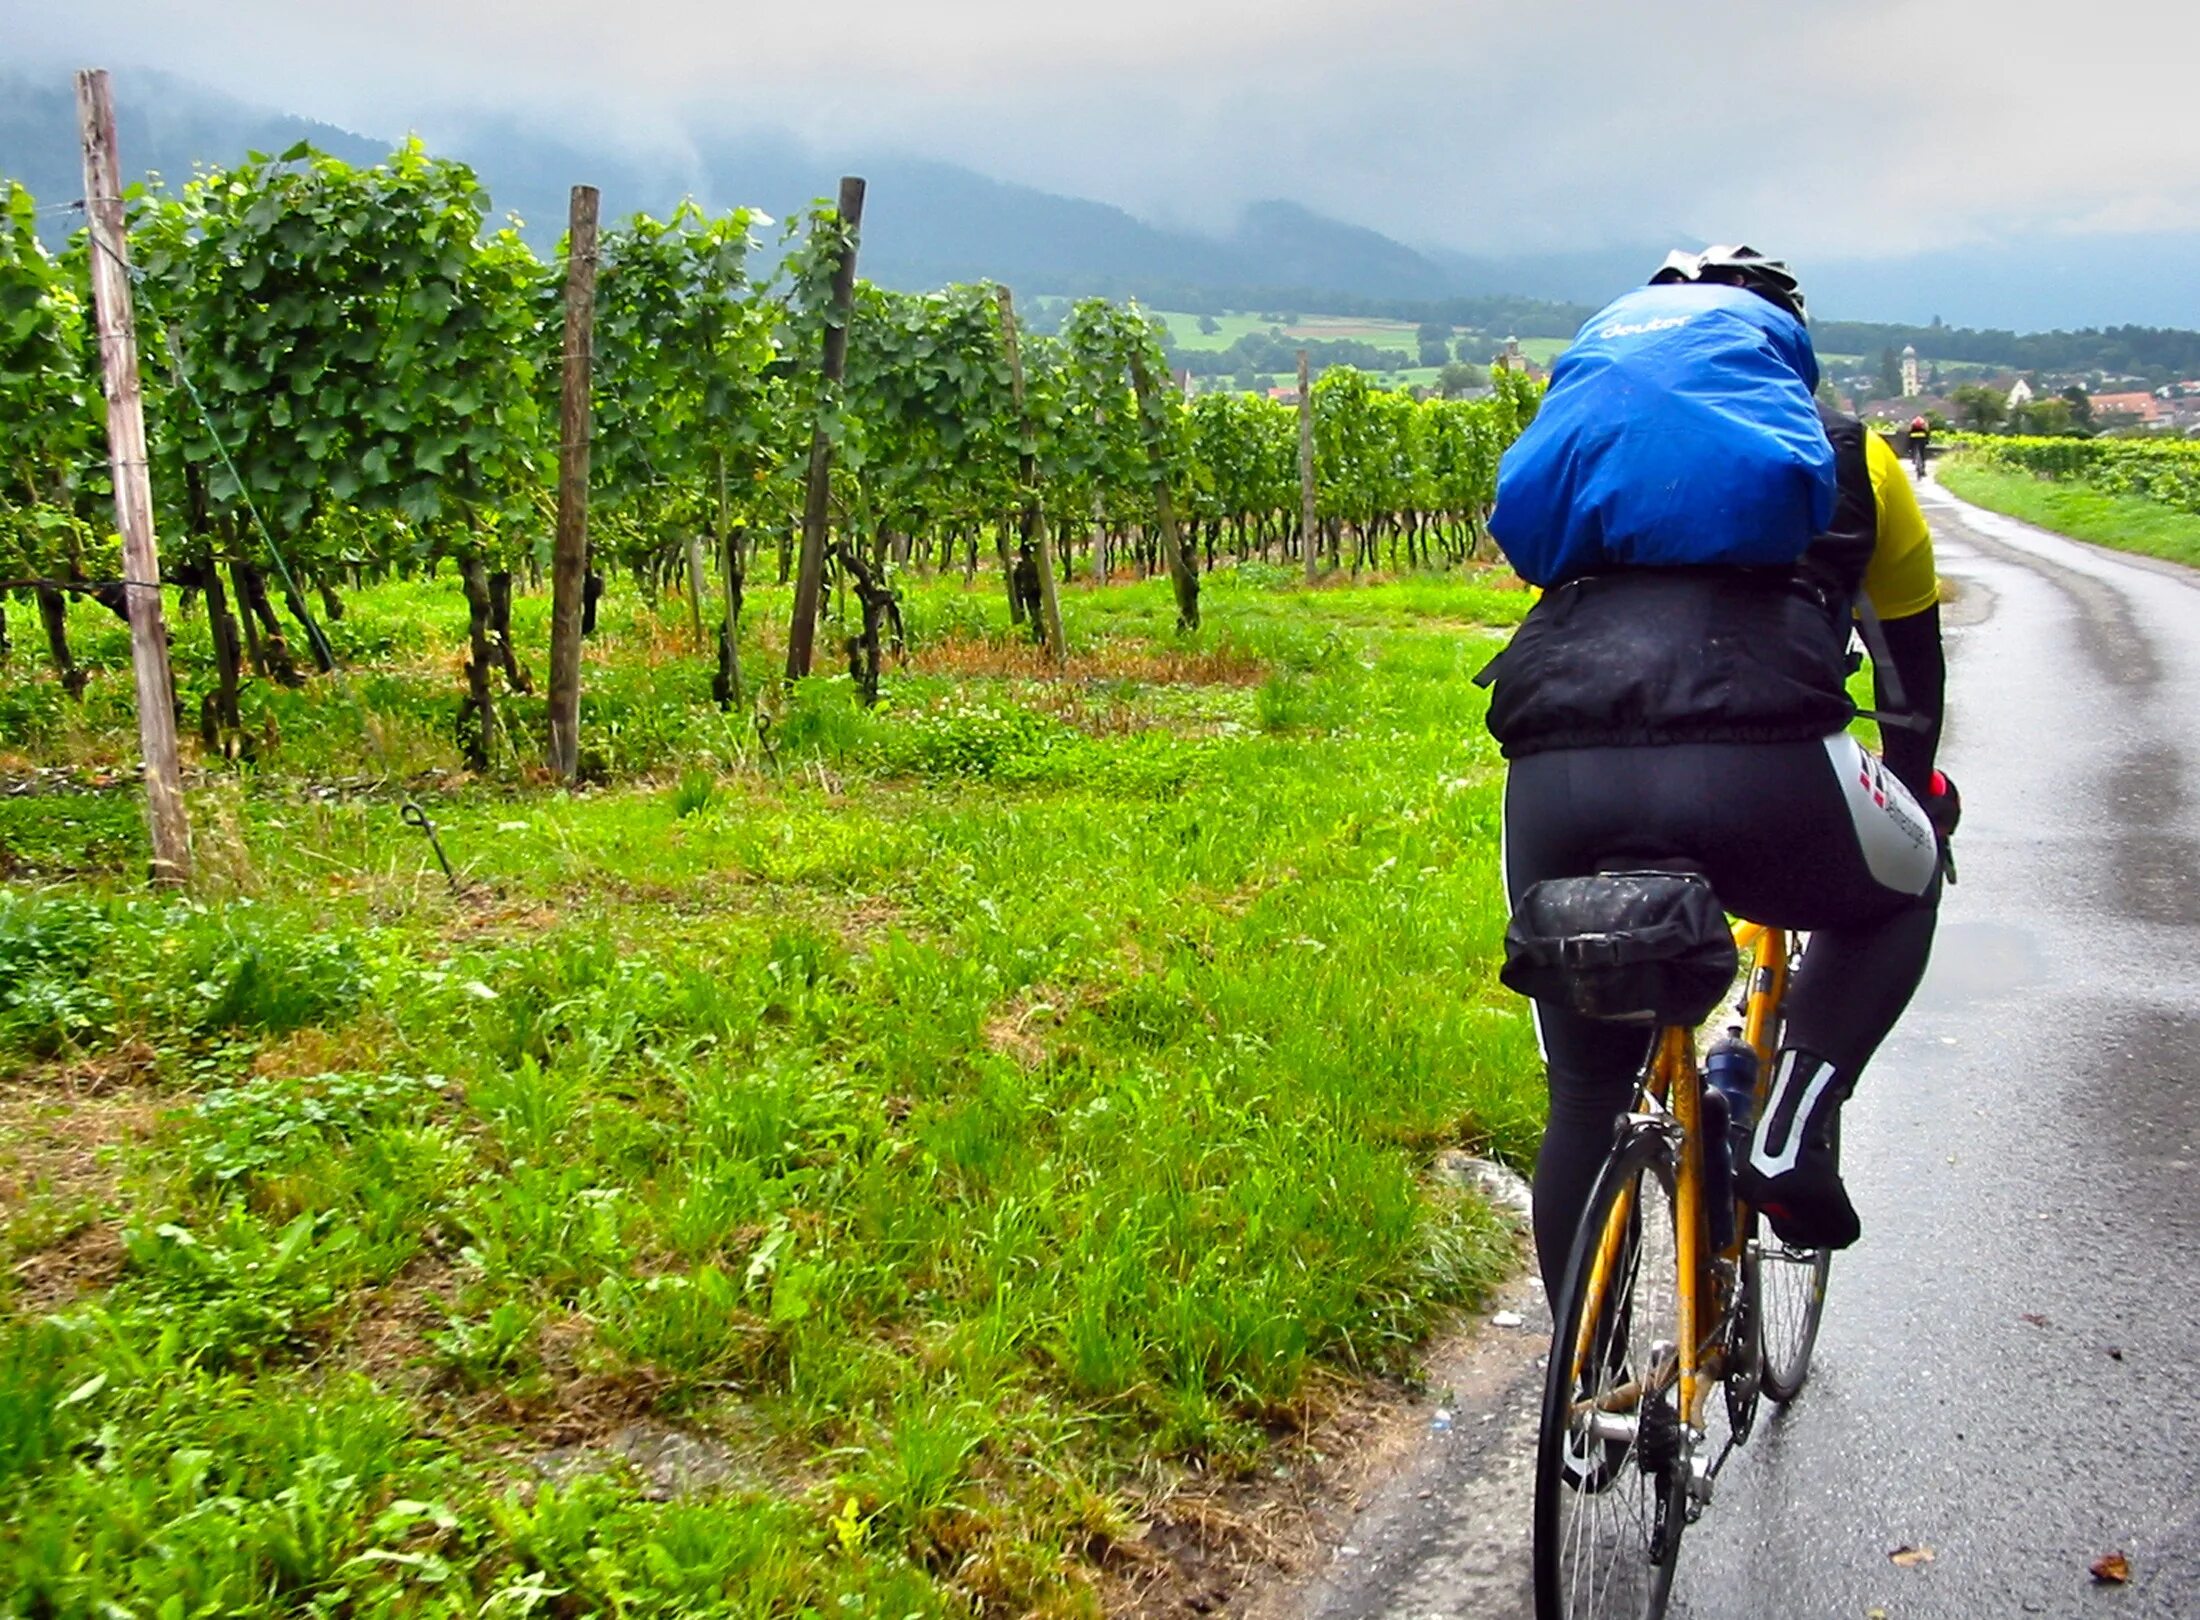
top-left (1753, 1225), bottom-right (1830, 1403)
top-left (1533, 1121), bottom-right (1689, 1620)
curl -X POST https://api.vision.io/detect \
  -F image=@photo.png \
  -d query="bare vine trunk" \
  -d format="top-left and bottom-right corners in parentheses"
top-left (994, 516), bottom-right (1024, 626)
top-left (35, 585), bottom-right (84, 699)
top-left (459, 553), bottom-right (499, 770)
top-left (280, 576), bottom-right (334, 673)
top-left (231, 562), bottom-right (303, 686)
top-left (489, 569), bottom-right (532, 692)
top-left (200, 561), bottom-right (246, 754)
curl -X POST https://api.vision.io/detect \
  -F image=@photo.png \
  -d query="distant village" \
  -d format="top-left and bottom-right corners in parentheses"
top-left (1180, 327), bottom-right (2199, 439)
top-left (1837, 344), bottom-right (2200, 437)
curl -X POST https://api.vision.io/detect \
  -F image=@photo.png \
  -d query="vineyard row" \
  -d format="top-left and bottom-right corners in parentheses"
top-left (1946, 432), bottom-right (2200, 514)
top-left (1, 141), bottom-right (1540, 769)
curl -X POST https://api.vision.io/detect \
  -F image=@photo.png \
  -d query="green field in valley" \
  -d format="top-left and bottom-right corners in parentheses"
top-left (1220, 364), bottom-right (1461, 395)
top-left (1153, 311), bottom-right (1424, 355)
top-left (1154, 311), bottom-right (1559, 364)
top-left (0, 566), bottom-right (1541, 1615)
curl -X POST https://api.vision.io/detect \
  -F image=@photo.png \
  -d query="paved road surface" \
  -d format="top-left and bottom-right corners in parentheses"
top-left (1272, 477), bottom-right (2200, 1619)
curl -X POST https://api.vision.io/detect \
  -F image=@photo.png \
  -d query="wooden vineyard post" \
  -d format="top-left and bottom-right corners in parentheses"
top-left (786, 175), bottom-right (865, 681)
top-left (76, 69), bottom-right (190, 886)
top-left (685, 534), bottom-right (708, 649)
top-left (993, 286), bottom-right (1066, 665)
top-left (1297, 349), bottom-right (1318, 585)
top-left (1126, 349), bottom-right (1199, 631)
top-left (547, 183), bottom-right (599, 783)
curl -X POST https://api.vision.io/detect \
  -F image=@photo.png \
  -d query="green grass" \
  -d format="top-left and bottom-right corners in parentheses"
top-left (0, 563), bottom-right (1539, 1614)
top-left (1938, 456), bottom-right (2200, 570)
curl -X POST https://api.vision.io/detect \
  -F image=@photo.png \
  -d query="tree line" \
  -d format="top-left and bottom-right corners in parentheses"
top-left (1052, 284), bottom-right (2200, 386)
top-left (1815, 319), bottom-right (2200, 386)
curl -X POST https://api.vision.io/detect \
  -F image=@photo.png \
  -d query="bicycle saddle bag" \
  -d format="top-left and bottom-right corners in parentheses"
top-left (1501, 871), bottom-right (1737, 1025)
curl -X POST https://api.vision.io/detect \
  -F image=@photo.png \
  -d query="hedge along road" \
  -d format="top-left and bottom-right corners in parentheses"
top-left (1262, 472), bottom-right (2200, 1619)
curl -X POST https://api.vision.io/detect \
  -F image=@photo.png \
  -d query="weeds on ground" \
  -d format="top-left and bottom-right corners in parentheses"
top-left (0, 568), bottom-right (1537, 1614)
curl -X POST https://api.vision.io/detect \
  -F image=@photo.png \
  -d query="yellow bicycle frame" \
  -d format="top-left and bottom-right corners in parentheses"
top-left (1569, 920), bottom-right (1790, 1434)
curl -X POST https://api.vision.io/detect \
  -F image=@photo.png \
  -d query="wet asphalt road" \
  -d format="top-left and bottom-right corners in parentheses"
top-left (1272, 477), bottom-right (2200, 1620)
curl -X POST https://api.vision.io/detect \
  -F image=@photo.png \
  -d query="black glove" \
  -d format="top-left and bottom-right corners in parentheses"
top-left (1925, 770), bottom-right (1961, 883)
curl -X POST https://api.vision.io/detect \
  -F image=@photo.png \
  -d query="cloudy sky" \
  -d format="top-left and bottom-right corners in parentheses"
top-left (16, 0), bottom-right (2200, 266)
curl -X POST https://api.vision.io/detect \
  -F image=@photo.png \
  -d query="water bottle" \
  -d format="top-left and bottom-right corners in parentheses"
top-left (1701, 1027), bottom-right (1760, 1251)
top-left (1699, 1083), bottom-right (1735, 1252)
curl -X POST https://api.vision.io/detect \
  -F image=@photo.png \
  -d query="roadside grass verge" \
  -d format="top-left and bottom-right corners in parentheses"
top-left (1937, 456), bottom-right (2200, 570)
top-left (0, 568), bottom-right (1538, 1615)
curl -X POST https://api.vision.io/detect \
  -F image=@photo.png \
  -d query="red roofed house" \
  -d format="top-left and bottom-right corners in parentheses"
top-left (2090, 391), bottom-right (2164, 424)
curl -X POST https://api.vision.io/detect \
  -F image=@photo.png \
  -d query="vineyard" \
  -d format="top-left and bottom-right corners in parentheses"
top-left (1946, 433), bottom-right (2200, 513)
top-left (1939, 432), bottom-right (2200, 569)
top-left (0, 127), bottom-right (1547, 1615)
top-left (1, 142), bottom-right (1540, 783)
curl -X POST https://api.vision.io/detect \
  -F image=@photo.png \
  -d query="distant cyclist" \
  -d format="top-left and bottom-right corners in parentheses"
top-left (1908, 413), bottom-right (1932, 477)
top-left (1481, 247), bottom-right (1960, 1296)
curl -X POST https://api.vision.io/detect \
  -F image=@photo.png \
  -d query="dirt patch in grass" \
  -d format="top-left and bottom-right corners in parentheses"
top-left (831, 893), bottom-right (912, 948)
top-left (352, 1276), bottom-right (689, 1454)
top-left (348, 1252), bottom-right (464, 1392)
top-left (249, 1020), bottom-right (400, 1079)
top-left (908, 637), bottom-right (1267, 687)
top-left (0, 1068), bottom-right (161, 1201)
top-left (1019, 687), bottom-right (1163, 737)
top-left (0, 1066), bottom-right (165, 1310)
top-left (1102, 1373), bottom-right (1413, 1619)
top-left (515, 1326), bottom-right (677, 1446)
top-left (577, 880), bottom-right (917, 955)
top-left (9, 1220), bottom-right (128, 1313)
top-left (532, 1418), bottom-right (773, 1501)
top-left (445, 898), bottom-right (564, 938)
top-left (983, 988), bottom-right (1069, 1070)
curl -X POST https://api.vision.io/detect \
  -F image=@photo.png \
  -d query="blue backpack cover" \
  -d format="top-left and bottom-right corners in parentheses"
top-left (1489, 284), bottom-right (1836, 587)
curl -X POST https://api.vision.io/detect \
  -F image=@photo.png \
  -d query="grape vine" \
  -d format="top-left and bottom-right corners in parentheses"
top-left (0, 139), bottom-right (1539, 768)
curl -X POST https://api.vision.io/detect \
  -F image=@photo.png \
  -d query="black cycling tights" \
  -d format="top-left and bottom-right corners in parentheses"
top-left (1503, 739), bottom-right (1941, 1297)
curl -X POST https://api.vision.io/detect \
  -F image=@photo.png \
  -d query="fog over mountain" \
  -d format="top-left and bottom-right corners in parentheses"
top-left (5, 68), bottom-right (2197, 332)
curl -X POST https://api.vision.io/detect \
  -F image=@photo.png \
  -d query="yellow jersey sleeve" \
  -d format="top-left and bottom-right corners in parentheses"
top-left (1861, 432), bottom-right (1939, 619)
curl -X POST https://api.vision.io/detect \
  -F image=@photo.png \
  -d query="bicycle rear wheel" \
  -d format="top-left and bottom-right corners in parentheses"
top-left (1753, 1223), bottom-right (1830, 1403)
top-left (1533, 1121), bottom-right (1688, 1620)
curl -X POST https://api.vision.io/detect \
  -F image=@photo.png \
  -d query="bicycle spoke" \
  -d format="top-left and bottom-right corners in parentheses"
top-left (1756, 1231), bottom-right (1831, 1403)
top-left (1538, 1133), bottom-right (1685, 1617)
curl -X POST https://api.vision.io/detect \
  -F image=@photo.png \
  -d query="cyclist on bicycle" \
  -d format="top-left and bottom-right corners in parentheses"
top-left (1908, 413), bottom-right (1932, 477)
top-left (1480, 247), bottom-right (1956, 1296)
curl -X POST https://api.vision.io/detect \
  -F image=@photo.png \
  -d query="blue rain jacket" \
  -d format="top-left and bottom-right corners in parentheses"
top-left (1489, 284), bottom-right (1836, 588)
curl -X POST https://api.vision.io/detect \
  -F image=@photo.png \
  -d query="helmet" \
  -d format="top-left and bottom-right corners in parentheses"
top-left (1649, 244), bottom-right (1806, 322)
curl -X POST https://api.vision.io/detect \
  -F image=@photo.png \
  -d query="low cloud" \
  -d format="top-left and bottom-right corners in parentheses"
top-left (18, 0), bottom-right (2200, 263)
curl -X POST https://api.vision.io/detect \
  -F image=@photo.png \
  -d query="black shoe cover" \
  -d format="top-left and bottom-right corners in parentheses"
top-left (1734, 1049), bottom-right (1861, 1250)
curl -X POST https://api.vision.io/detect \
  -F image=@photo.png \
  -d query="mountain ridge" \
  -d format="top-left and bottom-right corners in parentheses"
top-left (5, 70), bottom-right (2198, 333)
